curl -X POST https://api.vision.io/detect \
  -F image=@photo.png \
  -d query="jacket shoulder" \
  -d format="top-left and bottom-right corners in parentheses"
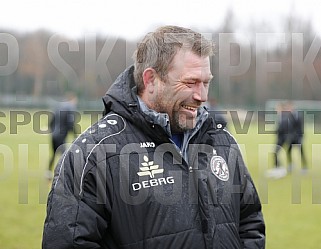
top-left (78, 113), bottom-right (127, 144)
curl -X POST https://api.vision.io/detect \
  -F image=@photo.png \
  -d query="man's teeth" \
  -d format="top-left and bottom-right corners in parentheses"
top-left (182, 105), bottom-right (196, 111)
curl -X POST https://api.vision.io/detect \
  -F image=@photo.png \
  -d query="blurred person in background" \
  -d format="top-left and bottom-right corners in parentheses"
top-left (46, 92), bottom-right (78, 179)
top-left (42, 25), bottom-right (265, 249)
top-left (267, 101), bottom-right (308, 178)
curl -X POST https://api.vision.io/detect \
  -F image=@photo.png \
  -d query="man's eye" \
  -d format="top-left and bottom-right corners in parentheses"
top-left (204, 81), bottom-right (210, 86)
top-left (184, 81), bottom-right (196, 85)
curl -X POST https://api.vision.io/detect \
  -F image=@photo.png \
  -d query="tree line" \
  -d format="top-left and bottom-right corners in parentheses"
top-left (1, 12), bottom-right (321, 108)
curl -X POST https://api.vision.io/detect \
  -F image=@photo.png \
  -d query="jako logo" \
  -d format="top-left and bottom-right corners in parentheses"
top-left (132, 155), bottom-right (174, 191)
top-left (140, 142), bottom-right (155, 148)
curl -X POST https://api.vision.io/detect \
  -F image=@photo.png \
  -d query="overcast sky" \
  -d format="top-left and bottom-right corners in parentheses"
top-left (1, 0), bottom-right (320, 39)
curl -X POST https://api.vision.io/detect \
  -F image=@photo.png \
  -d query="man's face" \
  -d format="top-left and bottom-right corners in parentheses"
top-left (151, 50), bottom-right (213, 133)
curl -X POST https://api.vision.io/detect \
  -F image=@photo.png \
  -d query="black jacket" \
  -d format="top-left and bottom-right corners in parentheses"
top-left (42, 66), bottom-right (265, 249)
top-left (50, 101), bottom-right (77, 140)
top-left (277, 110), bottom-right (304, 144)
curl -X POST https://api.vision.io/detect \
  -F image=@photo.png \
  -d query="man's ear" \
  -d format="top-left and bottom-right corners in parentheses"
top-left (142, 68), bottom-right (157, 94)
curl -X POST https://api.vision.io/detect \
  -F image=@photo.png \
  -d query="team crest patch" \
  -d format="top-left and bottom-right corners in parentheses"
top-left (210, 155), bottom-right (229, 181)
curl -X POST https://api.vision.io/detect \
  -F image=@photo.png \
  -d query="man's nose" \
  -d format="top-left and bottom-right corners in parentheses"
top-left (193, 83), bottom-right (208, 102)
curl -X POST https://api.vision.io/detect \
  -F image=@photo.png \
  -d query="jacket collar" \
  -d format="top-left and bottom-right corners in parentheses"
top-left (137, 96), bottom-right (209, 139)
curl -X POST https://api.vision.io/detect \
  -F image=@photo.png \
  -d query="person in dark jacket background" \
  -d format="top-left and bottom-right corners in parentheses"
top-left (46, 92), bottom-right (78, 179)
top-left (42, 25), bottom-right (265, 248)
top-left (270, 101), bottom-right (308, 178)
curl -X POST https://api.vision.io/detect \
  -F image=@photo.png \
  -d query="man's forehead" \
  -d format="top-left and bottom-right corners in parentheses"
top-left (181, 72), bottom-right (213, 80)
top-left (171, 50), bottom-right (211, 68)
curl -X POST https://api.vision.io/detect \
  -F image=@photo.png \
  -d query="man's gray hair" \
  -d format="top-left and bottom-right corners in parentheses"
top-left (133, 25), bottom-right (214, 94)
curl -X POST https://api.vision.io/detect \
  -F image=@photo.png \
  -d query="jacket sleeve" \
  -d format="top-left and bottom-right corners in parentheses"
top-left (238, 153), bottom-right (266, 249)
top-left (42, 146), bottom-right (112, 249)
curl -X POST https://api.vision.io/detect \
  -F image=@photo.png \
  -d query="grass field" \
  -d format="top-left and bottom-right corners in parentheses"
top-left (0, 109), bottom-right (321, 249)
top-left (230, 120), bottom-right (321, 249)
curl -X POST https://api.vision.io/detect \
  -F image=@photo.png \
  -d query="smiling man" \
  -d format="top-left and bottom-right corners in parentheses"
top-left (43, 25), bottom-right (265, 249)
top-left (140, 49), bottom-right (213, 133)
